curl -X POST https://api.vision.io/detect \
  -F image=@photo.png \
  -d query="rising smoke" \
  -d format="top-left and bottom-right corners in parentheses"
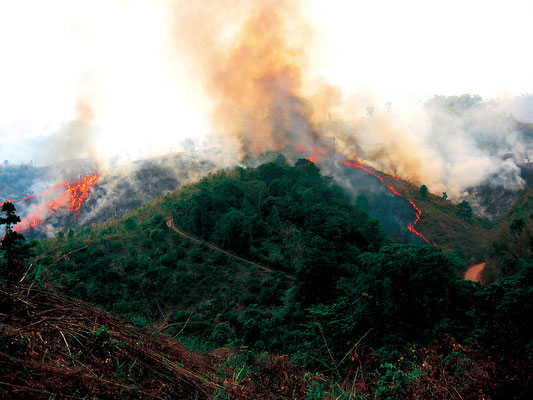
top-left (33, 67), bottom-right (106, 173)
top-left (168, 0), bottom-right (321, 157)
top-left (167, 0), bottom-right (531, 214)
top-left (3, 0), bottom-right (532, 233)
top-left (328, 95), bottom-right (528, 201)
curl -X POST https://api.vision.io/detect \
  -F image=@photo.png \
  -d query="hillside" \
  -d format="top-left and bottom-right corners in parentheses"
top-left (33, 156), bottom-right (384, 346)
top-left (0, 283), bottom-right (324, 399)
top-left (0, 159), bottom-right (94, 203)
top-left (386, 174), bottom-right (493, 262)
top-left (2, 153), bottom-right (216, 239)
top-left (479, 186), bottom-right (533, 281)
top-left (2, 157), bottom-right (533, 398)
top-left (0, 163), bottom-right (42, 202)
top-left (4, 147), bottom-right (513, 267)
top-left (309, 154), bottom-right (494, 262)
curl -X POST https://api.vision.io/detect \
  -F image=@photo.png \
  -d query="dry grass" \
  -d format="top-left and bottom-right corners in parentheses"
top-left (0, 283), bottom-right (329, 399)
top-left (0, 283), bottom-right (229, 399)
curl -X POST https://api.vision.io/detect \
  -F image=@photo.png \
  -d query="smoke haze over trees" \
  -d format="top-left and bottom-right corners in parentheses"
top-left (0, 1), bottom-right (531, 220)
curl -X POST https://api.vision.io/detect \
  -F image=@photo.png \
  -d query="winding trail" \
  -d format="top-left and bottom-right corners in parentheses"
top-left (166, 218), bottom-right (295, 280)
top-left (465, 263), bottom-right (486, 283)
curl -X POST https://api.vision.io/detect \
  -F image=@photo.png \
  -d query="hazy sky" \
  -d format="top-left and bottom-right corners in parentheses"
top-left (0, 0), bottom-right (532, 164)
top-left (310, 0), bottom-right (533, 100)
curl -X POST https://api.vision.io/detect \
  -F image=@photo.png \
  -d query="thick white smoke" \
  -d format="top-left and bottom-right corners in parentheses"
top-left (330, 94), bottom-right (529, 205)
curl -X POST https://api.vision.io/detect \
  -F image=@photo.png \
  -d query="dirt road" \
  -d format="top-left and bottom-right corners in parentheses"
top-left (464, 262), bottom-right (485, 283)
top-left (166, 218), bottom-right (295, 280)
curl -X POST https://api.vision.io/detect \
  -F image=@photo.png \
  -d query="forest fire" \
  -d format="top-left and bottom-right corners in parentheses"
top-left (340, 160), bottom-right (435, 246)
top-left (277, 142), bottom-right (436, 246)
top-left (2, 174), bottom-right (100, 233)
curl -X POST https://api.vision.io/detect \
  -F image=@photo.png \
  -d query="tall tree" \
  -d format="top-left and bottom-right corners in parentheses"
top-left (419, 185), bottom-right (429, 199)
top-left (0, 202), bottom-right (32, 283)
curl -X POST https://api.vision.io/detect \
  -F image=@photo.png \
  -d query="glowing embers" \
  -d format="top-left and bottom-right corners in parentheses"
top-left (65, 174), bottom-right (100, 218)
top-left (253, 142), bottom-right (435, 245)
top-left (4, 174), bottom-right (100, 233)
top-left (339, 160), bottom-right (435, 246)
top-left (341, 160), bottom-right (384, 183)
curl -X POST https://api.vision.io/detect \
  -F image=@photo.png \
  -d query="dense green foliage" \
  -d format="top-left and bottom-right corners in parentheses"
top-left (25, 158), bottom-right (533, 398)
top-left (171, 156), bottom-right (385, 304)
top-left (419, 185), bottom-right (429, 200)
top-left (37, 213), bottom-right (288, 335)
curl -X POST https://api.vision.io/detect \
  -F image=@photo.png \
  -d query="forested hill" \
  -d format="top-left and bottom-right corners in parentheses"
top-left (33, 155), bottom-right (388, 327)
top-left (2, 156), bottom-right (533, 398)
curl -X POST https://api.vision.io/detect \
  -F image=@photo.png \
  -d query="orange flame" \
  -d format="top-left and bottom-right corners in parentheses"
top-left (0, 183), bottom-right (66, 207)
top-left (340, 160), bottom-right (435, 246)
top-left (66, 173), bottom-right (100, 218)
top-left (289, 147), bottom-right (435, 246)
top-left (341, 160), bottom-right (385, 184)
top-left (2, 174), bottom-right (100, 233)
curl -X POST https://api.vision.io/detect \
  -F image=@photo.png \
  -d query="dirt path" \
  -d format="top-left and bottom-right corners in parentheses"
top-left (166, 219), bottom-right (295, 280)
top-left (465, 262), bottom-right (486, 283)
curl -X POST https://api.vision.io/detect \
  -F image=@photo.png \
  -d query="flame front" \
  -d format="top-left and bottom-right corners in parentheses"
top-left (258, 142), bottom-right (436, 246)
top-left (65, 174), bottom-right (100, 219)
top-left (340, 160), bottom-right (434, 245)
top-left (2, 174), bottom-right (100, 233)
top-left (342, 160), bottom-right (434, 245)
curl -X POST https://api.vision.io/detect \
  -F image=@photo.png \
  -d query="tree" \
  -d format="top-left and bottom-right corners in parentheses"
top-left (0, 202), bottom-right (20, 228)
top-left (419, 185), bottom-right (429, 200)
top-left (0, 202), bottom-right (33, 283)
top-left (213, 208), bottom-right (252, 254)
top-left (457, 200), bottom-right (472, 220)
top-left (180, 138), bottom-right (197, 156)
top-left (510, 217), bottom-right (526, 236)
top-left (442, 192), bottom-right (448, 200)
top-left (332, 244), bottom-right (479, 350)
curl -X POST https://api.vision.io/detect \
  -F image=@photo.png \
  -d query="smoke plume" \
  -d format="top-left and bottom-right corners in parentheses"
top-left (4, 0), bottom-right (532, 230)
top-left (169, 1), bottom-right (530, 212)
top-left (328, 95), bottom-right (528, 204)
top-left (169, 0), bottom-right (320, 158)
top-left (38, 71), bottom-right (101, 169)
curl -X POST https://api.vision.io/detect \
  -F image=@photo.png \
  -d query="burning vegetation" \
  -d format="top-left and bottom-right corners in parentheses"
top-left (1, 174), bottom-right (100, 234)
top-left (2, 139), bottom-right (436, 247)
